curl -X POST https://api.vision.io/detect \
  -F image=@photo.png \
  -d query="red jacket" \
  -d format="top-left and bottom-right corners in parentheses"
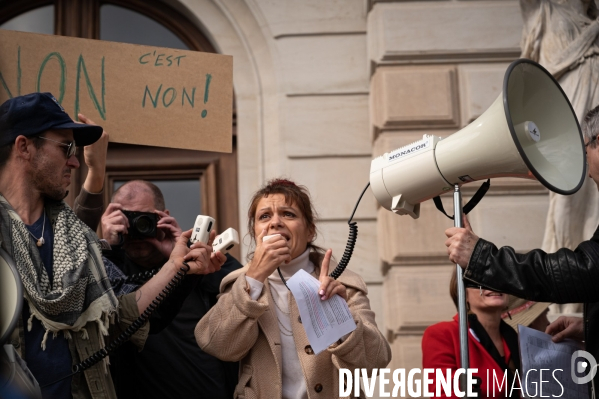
top-left (422, 314), bottom-right (519, 398)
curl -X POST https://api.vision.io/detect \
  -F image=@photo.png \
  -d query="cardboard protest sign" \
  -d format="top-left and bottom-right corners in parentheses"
top-left (0, 29), bottom-right (233, 153)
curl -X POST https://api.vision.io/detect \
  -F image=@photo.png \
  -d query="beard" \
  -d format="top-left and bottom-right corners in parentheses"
top-left (31, 151), bottom-right (69, 201)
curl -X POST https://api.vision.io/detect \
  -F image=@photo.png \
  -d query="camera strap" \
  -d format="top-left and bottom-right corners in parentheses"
top-left (432, 179), bottom-right (490, 220)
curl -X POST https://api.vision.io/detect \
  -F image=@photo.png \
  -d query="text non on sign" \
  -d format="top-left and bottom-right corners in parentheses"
top-left (0, 29), bottom-right (233, 153)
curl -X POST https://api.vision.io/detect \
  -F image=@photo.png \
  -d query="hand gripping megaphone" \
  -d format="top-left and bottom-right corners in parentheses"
top-left (370, 59), bottom-right (586, 218)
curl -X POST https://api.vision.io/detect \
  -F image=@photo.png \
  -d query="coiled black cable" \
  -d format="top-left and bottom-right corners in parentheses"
top-left (328, 182), bottom-right (370, 280)
top-left (41, 261), bottom-right (191, 388)
top-left (110, 268), bottom-right (159, 286)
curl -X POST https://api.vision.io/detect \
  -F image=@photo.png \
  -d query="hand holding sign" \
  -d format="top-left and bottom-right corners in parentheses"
top-left (79, 113), bottom-right (108, 193)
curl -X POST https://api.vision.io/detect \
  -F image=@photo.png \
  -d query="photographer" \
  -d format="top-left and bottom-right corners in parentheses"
top-left (102, 180), bottom-right (182, 271)
top-left (102, 180), bottom-right (241, 399)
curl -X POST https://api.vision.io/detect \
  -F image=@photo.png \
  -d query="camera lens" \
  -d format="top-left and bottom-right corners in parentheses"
top-left (134, 216), bottom-right (153, 235)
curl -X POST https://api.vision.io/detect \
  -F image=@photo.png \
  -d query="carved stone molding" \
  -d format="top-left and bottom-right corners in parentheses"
top-left (371, 65), bottom-right (459, 131)
top-left (367, 2), bottom-right (521, 67)
top-left (383, 264), bottom-right (456, 338)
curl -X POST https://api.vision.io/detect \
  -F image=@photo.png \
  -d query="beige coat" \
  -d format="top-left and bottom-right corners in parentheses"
top-left (195, 263), bottom-right (391, 399)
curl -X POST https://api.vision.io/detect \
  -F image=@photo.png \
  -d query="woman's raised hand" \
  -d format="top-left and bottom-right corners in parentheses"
top-left (318, 249), bottom-right (347, 301)
top-left (246, 229), bottom-right (291, 282)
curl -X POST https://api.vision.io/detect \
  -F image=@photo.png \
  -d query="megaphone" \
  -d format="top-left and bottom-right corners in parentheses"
top-left (370, 59), bottom-right (586, 218)
top-left (0, 247), bottom-right (21, 347)
top-left (0, 248), bottom-right (42, 399)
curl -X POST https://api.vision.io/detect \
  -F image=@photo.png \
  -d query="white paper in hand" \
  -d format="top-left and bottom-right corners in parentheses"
top-left (518, 325), bottom-right (589, 398)
top-left (287, 269), bottom-right (356, 355)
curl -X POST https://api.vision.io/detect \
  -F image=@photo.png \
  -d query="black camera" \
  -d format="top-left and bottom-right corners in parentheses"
top-left (122, 210), bottom-right (158, 239)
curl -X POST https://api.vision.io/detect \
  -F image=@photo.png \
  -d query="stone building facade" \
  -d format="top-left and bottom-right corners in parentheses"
top-left (1, 1), bottom-right (554, 397)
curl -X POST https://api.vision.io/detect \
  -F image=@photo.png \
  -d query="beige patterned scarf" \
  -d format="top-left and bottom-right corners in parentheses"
top-left (0, 195), bottom-right (117, 349)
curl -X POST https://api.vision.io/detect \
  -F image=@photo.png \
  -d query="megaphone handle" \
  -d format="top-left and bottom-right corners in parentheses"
top-left (433, 179), bottom-right (490, 220)
top-left (454, 185), bottom-right (470, 372)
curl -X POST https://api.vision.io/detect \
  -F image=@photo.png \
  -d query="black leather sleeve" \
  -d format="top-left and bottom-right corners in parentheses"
top-left (463, 236), bottom-right (599, 304)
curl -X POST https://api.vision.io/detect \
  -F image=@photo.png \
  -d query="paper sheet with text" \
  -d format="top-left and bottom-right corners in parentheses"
top-left (287, 269), bottom-right (356, 355)
top-left (518, 325), bottom-right (589, 399)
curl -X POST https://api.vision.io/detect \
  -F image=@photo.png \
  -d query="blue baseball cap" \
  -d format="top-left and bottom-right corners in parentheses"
top-left (0, 92), bottom-right (103, 147)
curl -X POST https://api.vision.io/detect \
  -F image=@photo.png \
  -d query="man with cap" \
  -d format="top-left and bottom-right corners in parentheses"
top-left (0, 92), bottom-right (226, 399)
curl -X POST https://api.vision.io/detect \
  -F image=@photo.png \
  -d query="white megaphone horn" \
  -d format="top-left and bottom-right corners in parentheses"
top-left (0, 247), bottom-right (42, 398)
top-left (0, 248), bottom-right (21, 347)
top-left (370, 59), bottom-right (586, 218)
